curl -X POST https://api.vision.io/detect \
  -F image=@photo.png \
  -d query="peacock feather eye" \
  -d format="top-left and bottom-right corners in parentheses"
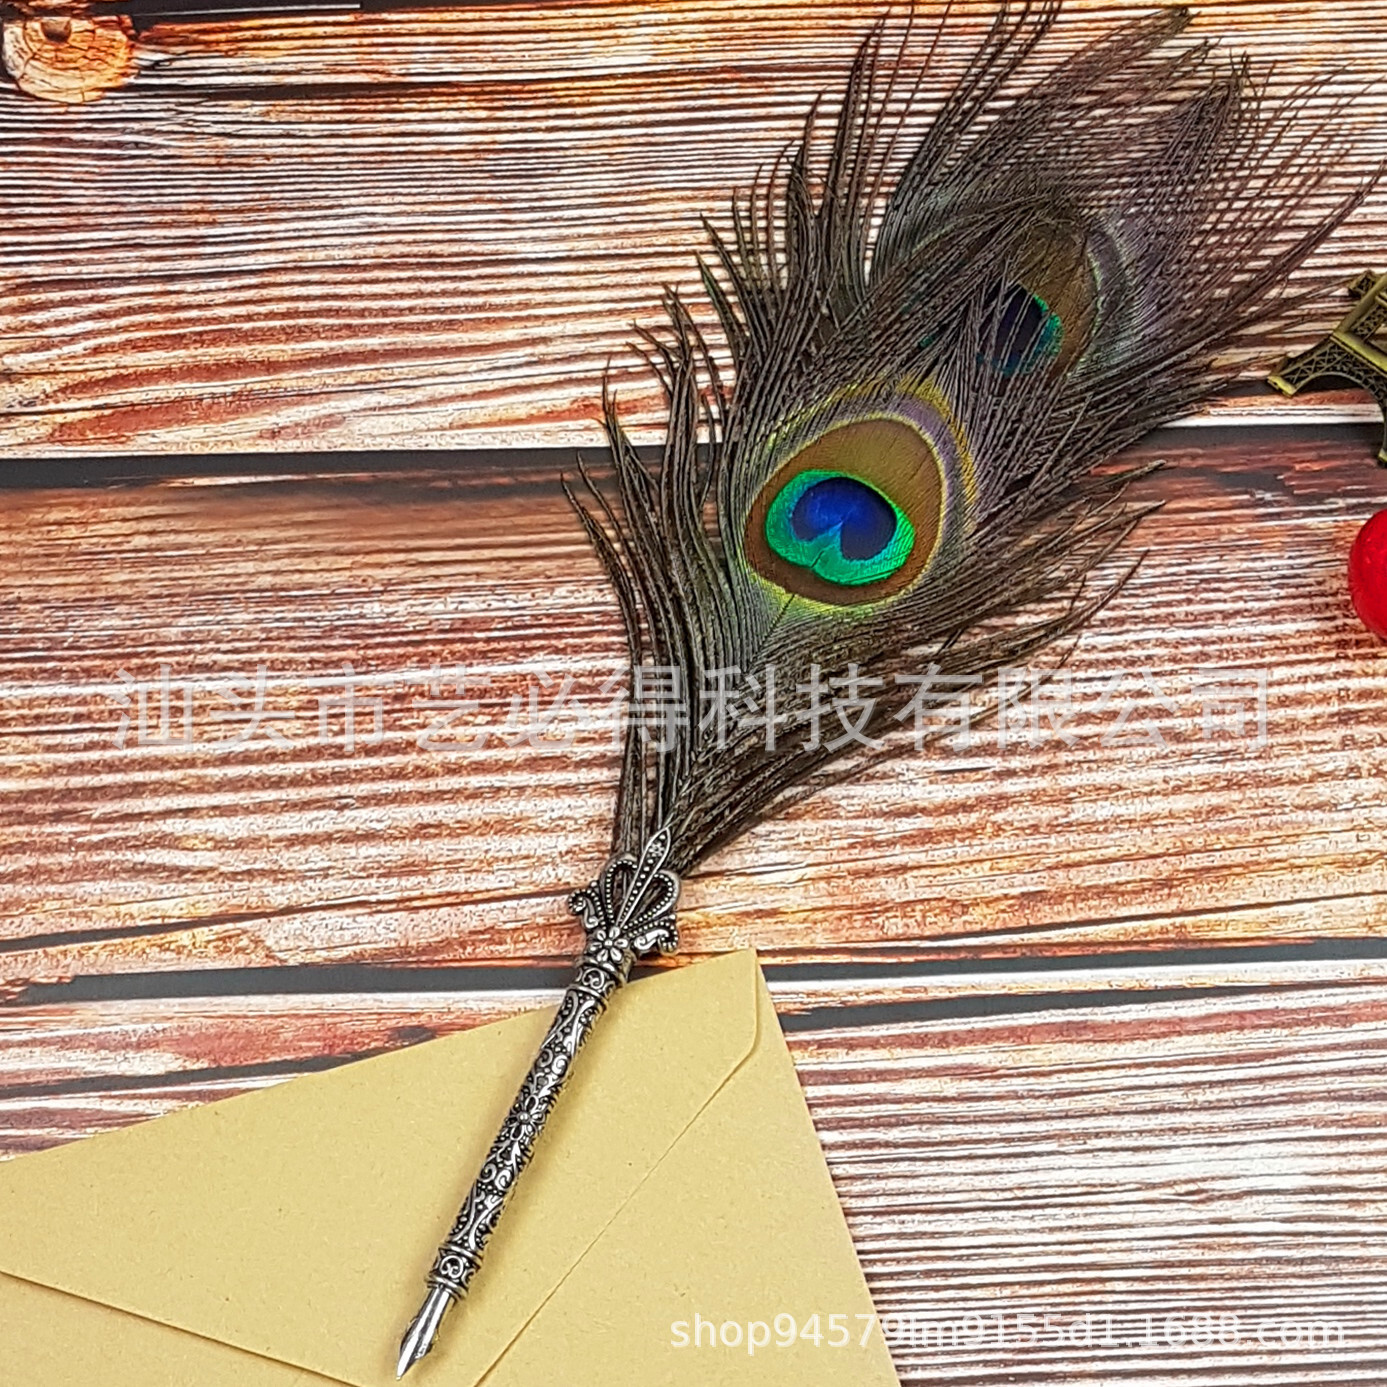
top-left (744, 415), bottom-right (952, 606)
top-left (981, 214), bottom-right (1098, 376)
top-left (989, 282), bottom-right (1064, 375)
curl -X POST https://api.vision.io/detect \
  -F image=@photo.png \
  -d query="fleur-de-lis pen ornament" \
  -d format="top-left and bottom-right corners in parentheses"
top-left (397, 3), bottom-right (1373, 1373)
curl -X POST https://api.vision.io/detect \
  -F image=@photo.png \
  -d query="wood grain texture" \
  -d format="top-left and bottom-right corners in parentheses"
top-left (6, 958), bottom-right (1387, 1120)
top-left (811, 979), bottom-right (1387, 1384)
top-left (3, 428), bottom-right (1385, 992)
top-left (5, 976), bottom-right (1387, 1383)
top-left (0, 0), bottom-right (1385, 454)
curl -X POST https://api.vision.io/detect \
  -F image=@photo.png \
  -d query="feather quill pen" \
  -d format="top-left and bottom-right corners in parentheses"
top-left (398, 3), bottom-right (1374, 1372)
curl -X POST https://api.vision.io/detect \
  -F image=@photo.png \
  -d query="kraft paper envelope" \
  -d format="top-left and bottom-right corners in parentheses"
top-left (0, 950), bottom-right (899, 1386)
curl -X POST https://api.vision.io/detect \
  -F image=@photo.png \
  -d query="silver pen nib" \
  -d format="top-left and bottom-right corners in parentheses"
top-left (397, 1285), bottom-right (453, 1378)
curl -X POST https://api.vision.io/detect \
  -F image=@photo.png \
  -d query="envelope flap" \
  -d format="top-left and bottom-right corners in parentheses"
top-left (0, 951), bottom-right (760, 1387)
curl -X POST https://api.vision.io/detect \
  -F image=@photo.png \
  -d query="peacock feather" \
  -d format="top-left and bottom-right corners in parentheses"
top-left (569, 0), bottom-right (1376, 875)
top-left (397, 7), bottom-right (1383, 1362)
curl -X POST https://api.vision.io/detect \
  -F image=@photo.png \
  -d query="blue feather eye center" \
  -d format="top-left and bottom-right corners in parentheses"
top-left (747, 418), bottom-right (945, 603)
top-left (765, 469), bottom-right (914, 585)
top-left (789, 474), bottom-right (903, 562)
top-left (992, 282), bottom-right (1063, 375)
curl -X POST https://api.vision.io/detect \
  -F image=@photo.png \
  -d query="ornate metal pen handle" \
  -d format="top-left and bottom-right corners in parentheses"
top-left (396, 828), bottom-right (680, 1377)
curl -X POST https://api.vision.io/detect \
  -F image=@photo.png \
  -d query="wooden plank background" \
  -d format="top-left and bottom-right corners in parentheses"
top-left (2, 0), bottom-right (1387, 453)
top-left (3, 2), bottom-right (1387, 1383)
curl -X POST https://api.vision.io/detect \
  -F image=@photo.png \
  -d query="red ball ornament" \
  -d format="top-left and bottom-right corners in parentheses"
top-left (1349, 508), bottom-right (1387, 640)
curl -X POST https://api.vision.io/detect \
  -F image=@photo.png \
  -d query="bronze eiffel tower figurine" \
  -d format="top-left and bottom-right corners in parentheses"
top-left (1269, 271), bottom-right (1387, 465)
